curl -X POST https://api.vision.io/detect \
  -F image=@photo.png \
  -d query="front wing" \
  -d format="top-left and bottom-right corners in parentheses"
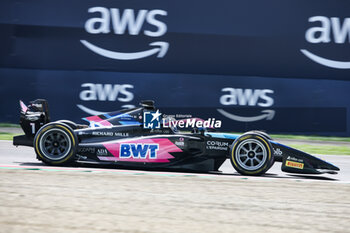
top-left (271, 141), bottom-right (340, 174)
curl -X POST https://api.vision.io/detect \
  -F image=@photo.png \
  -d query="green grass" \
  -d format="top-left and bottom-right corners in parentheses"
top-left (228, 132), bottom-right (350, 155)
top-left (270, 134), bottom-right (350, 142)
top-left (0, 132), bottom-right (20, 140)
top-left (229, 132), bottom-right (350, 142)
top-left (0, 123), bottom-right (20, 128)
top-left (286, 144), bottom-right (350, 156)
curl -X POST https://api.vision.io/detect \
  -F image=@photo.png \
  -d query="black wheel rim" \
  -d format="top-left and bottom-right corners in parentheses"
top-left (40, 129), bottom-right (71, 160)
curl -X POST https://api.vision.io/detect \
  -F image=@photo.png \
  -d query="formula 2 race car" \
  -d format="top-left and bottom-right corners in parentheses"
top-left (13, 99), bottom-right (339, 176)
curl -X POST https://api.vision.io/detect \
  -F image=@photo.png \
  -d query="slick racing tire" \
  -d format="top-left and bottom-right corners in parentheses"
top-left (55, 120), bottom-right (78, 129)
top-left (230, 133), bottom-right (274, 176)
top-left (34, 122), bottom-right (77, 166)
top-left (244, 131), bottom-right (275, 169)
top-left (244, 130), bottom-right (272, 140)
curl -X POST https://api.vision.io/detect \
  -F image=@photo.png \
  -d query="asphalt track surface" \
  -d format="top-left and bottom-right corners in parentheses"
top-left (1, 140), bottom-right (350, 233)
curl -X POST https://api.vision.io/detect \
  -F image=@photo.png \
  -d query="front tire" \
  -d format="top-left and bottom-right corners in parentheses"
top-left (230, 134), bottom-right (274, 176)
top-left (34, 123), bottom-right (77, 165)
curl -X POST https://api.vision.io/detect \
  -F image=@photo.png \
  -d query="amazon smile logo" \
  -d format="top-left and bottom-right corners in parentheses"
top-left (81, 7), bottom-right (168, 60)
top-left (301, 16), bottom-right (350, 69)
top-left (217, 109), bottom-right (274, 122)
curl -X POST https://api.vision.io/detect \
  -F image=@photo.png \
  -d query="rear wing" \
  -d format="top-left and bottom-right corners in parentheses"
top-left (14, 99), bottom-right (51, 146)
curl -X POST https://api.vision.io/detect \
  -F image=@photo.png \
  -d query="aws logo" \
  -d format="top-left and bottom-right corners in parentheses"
top-left (77, 83), bottom-right (135, 115)
top-left (217, 88), bottom-right (275, 122)
top-left (301, 16), bottom-right (350, 69)
top-left (120, 143), bottom-right (159, 159)
top-left (81, 7), bottom-right (168, 60)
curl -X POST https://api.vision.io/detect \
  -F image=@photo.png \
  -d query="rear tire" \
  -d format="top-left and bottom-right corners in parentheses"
top-left (55, 120), bottom-right (78, 129)
top-left (34, 123), bottom-right (77, 165)
top-left (230, 133), bottom-right (274, 176)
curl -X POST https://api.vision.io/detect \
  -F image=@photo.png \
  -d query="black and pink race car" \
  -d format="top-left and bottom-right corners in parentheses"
top-left (13, 99), bottom-right (339, 176)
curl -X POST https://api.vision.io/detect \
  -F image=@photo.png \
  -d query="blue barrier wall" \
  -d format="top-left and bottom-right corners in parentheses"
top-left (1, 68), bottom-right (349, 136)
top-left (0, 1), bottom-right (349, 135)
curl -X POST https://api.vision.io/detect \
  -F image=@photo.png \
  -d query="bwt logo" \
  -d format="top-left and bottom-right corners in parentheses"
top-left (80, 7), bottom-right (169, 60)
top-left (143, 110), bottom-right (162, 129)
top-left (77, 83), bottom-right (135, 116)
top-left (217, 88), bottom-right (275, 122)
top-left (120, 143), bottom-right (159, 159)
top-left (301, 16), bottom-right (350, 69)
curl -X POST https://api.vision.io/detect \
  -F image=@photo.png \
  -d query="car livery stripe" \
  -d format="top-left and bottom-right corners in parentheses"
top-left (103, 113), bottom-right (112, 119)
top-left (119, 121), bottom-right (142, 125)
top-left (84, 112), bottom-right (141, 126)
top-left (83, 115), bottom-right (113, 127)
top-left (205, 132), bottom-right (239, 140)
